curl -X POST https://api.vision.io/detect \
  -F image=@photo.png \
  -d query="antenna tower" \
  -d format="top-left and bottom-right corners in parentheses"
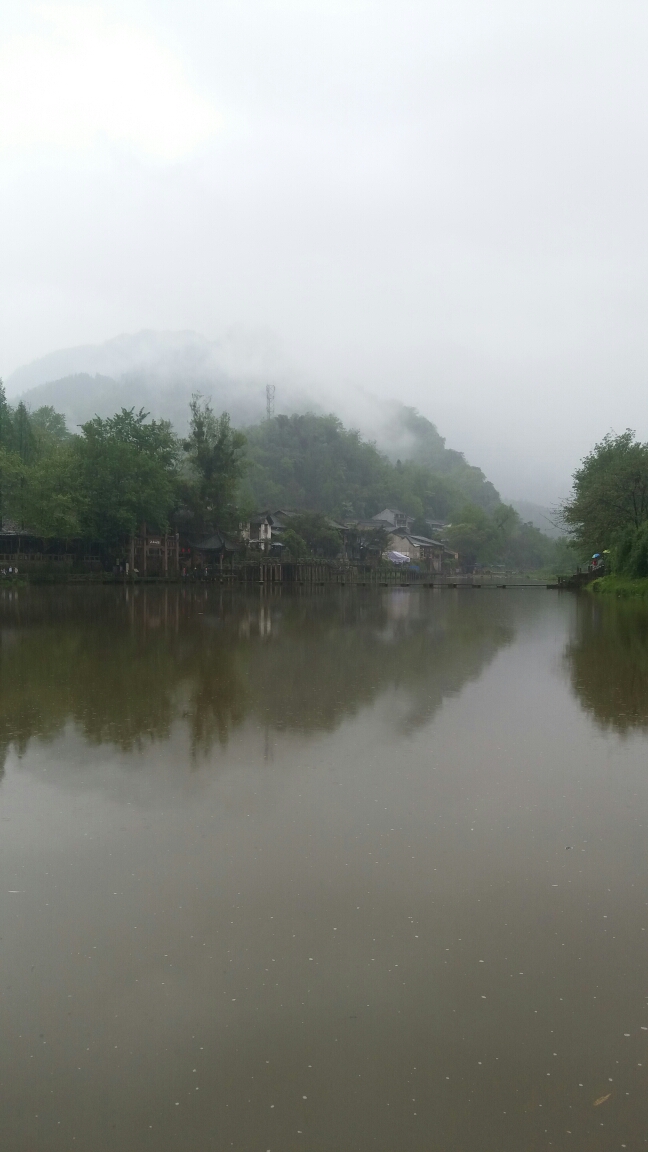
top-left (265, 384), bottom-right (276, 419)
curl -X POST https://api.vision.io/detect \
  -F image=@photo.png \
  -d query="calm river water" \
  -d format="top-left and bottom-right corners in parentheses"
top-left (1, 585), bottom-right (648, 1151)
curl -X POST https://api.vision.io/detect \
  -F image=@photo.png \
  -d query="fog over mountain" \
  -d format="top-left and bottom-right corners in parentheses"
top-left (506, 500), bottom-right (563, 540)
top-left (4, 2), bottom-right (648, 504)
top-left (6, 329), bottom-right (507, 500)
top-left (5, 328), bottom-right (315, 432)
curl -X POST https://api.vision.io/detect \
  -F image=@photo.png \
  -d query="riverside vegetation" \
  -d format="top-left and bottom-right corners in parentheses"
top-left (562, 430), bottom-right (648, 595)
top-left (0, 383), bottom-right (568, 571)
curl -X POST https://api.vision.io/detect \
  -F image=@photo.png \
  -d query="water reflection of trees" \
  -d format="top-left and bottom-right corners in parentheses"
top-left (0, 586), bottom-right (514, 773)
top-left (565, 597), bottom-right (648, 733)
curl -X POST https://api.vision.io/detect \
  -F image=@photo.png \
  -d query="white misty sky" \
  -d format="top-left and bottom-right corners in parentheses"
top-left (2, 0), bottom-right (648, 502)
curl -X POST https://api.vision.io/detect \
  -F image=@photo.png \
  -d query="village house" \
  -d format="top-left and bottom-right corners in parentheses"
top-left (238, 508), bottom-right (456, 570)
top-left (241, 513), bottom-right (275, 551)
top-left (371, 508), bottom-right (413, 530)
top-left (241, 510), bottom-right (349, 556)
top-left (240, 511), bottom-right (294, 554)
top-left (371, 508), bottom-right (450, 537)
top-left (387, 528), bottom-right (457, 573)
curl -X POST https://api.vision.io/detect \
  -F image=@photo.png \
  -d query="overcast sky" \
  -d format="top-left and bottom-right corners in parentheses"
top-left (2, 1), bottom-right (648, 502)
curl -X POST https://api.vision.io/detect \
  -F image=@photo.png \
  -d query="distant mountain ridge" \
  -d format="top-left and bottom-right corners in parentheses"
top-left (6, 328), bottom-right (291, 394)
top-left (508, 499), bottom-right (563, 539)
top-left (8, 329), bottom-right (537, 521)
top-left (6, 328), bottom-right (311, 432)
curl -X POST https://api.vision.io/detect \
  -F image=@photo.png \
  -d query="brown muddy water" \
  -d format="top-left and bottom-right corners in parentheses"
top-left (1, 585), bottom-right (648, 1151)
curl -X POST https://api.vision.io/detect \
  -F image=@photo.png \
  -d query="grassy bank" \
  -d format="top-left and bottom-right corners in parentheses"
top-left (590, 575), bottom-right (648, 598)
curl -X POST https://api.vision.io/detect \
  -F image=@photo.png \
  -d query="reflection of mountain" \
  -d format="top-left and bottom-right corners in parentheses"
top-left (246, 592), bottom-right (513, 735)
top-left (0, 587), bottom-right (514, 774)
top-left (565, 597), bottom-right (648, 733)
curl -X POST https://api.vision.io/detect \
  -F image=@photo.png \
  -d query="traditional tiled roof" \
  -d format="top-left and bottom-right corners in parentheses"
top-left (190, 530), bottom-right (236, 552)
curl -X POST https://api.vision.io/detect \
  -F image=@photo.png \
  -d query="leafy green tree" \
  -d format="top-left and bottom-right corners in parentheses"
top-left (242, 413), bottom-right (392, 517)
top-left (445, 505), bottom-right (495, 567)
top-left (21, 446), bottom-right (82, 539)
top-left (446, 502), bottom-right (568, 571)
top-left (0, 447), bottom-right (26, 528)
top-left (242, 412), bottom-right (500, 524)
top-left (0, 382), bottom-right (14, 526)
top-left (0, 397), bottom-right (77, 536)
top-left (182, 395), bottom-right (247, 534)
top-left (280, 528), bottom-right (309, 558)
top-left (0, 401), bottom-right (36, 526)
top-left (75, 408), bottom-right (179, 544)
top-left (12, 402), bottom-right (36, 465)
top-left (562, 431), bottom-right (648, 556)
top-left (410, 517), bottom-right (434, 537)
top-left (289, 513), bottom-right (342, 558)
top-left (0, 381), bottom-right (12, 452)
top-left (30, 406), bottom-right (71, 447)
top-left (613, 522), bottom-right (648, 578)
top-left (395, 407), bottom-right (500, 511)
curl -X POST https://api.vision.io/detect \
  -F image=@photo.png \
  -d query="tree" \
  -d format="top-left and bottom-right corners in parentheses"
top-left (346, 524), bottom-right (389, 564)
top-left (446, 502), bottom-right (566, 571)
top-left (289, 513), bottom-right (342, 558)
top-left (0, 381), bottom-right (11, 452)
top-left (30, 406), bottom-right (71, 447)
top-left (410, 517), bottom-right (434, 537)
top-left (280, 528), bottom-right (309, 558)
top-left (13, 402), bottom-right (36, 465)
top-left (242, 411), bottom-right (500, 523)
top-left (0, 447), bottom-right (26, 529)
top-left (0, 382), bottom-right (12, 526)
top-left (21, 446), bottom-right (82, 539)
top-left (394, 406), bottom-right (501, 511)
top-left (75, 408), bottom-right (179, 544)
top-left (182, 395), bottom-right (247, 534)
top-left (0, 399), bottom-right (78, 537)
top-left (562, 431), bottom-right (648, 556)
top-left (445, 505), bottom-right (495, 567)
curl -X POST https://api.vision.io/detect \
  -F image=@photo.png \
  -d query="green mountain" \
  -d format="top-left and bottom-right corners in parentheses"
top-left (242, 409), bottom-right (499, 522)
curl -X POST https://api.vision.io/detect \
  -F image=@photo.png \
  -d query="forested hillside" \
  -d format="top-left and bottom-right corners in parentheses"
top-left (242, 410), bottom-right (569, 569)
top-left (0, 384), bottom-right (569, 571)
top-left (242, 410), bottom-right (499, 521)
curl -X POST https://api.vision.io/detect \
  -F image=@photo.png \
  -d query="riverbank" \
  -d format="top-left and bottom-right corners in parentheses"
top-left (14, 563), bottom-right (557, 588)
top-left (590, 575), bottom-right (648, 598)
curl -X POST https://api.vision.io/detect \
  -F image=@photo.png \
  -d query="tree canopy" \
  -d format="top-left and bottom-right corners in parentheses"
top-left (0, 384), bottom-right (564, 570)
top-left (242, 411), bottom-right (499, 522)
top-left (182, 395), bottom-right (247, 534)
top-left (562, 430), bottom-right (648, 563)
top-left (446, 503), bottom-right (571, 571)
top-left (75, 409), bottom-right (179, 544)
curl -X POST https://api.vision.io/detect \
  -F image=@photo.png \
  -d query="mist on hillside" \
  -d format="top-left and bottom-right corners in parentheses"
top-left (5, 329), bottom-right (314, 432)
top-left (6, 328), bottom-right (503, 503)
top-left (5, 3), bottom-right (648, 507)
